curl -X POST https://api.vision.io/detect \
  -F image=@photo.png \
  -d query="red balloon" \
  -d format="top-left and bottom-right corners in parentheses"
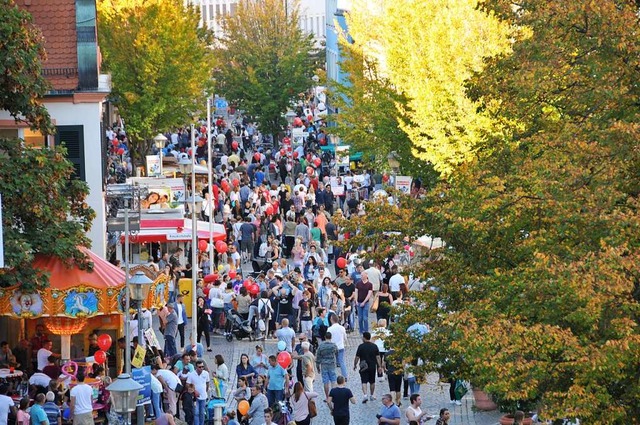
top-left (307, 115), bottom-right (313, 122)
top-left (336, 257), bottom-right (347, 269)
top-left (232, 178), bottom-right (240, 187)
top-left (232, 141), bottom-right (239, 150)
top-left (94, 350), bottom-right (107, 364)
top-left (117, 148), bottom-right (125, 155)
top-left (97, 334), bottom-right (112, 351)
top-left (265, 205), bottom-right (274, 215)
top-left (216, 241), bottom-right (228, 253)
top-left (248, 284), bottom-right (260, 296)
top-left (277, 351), bottom-right (292, 368)
top-left (313, 158), bottom-right (321, 167)
top-left (111, 140), bottom-right (119, 147)
top-left (228, 270), bottom-right (237, 279)
top-left (253, 153), bottom-right (260, 161)
top-left (198, 240), bottom-right (208, 252)
top-left (293, 151), bottom-right (299, 159)
top-left (283, 137), bottom-right (291, 144)
top-left (293, 117), bottom-right (303, 127)
top-left (243, 280), bottom-right (251, 288)
top-left (280, 149), bottom-right (285, 156)
top-left (204, 273), bottom-right (219, 283)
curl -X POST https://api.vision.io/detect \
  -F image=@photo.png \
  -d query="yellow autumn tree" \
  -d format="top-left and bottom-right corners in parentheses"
top-left (345, 0), bottom-right (514, 175)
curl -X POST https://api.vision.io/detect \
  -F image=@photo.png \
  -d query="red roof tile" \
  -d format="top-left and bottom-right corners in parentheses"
top-left (16, 0), bottom-right (79, 91)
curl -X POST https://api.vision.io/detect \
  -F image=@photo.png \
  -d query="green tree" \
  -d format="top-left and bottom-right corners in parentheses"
top-left (329, 37), bottom-right (436, 181)
top-left (97, 0), bottom-right (215, 166)
top-left (212, 0), bottom-right (315, 137)
top-left (383, 1), bottom-right (640, 423)
top-left (0, 2), bottom-right (94, 290)
top-left (345, 0), bottom-right (513, 176)
top-left (0, 0), bottom-right (52, 133)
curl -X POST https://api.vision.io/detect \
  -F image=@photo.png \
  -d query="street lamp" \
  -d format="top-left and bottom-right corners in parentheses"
top-left (153, 134), bottom-right (167, 177)
top-left (128, 271), bottom-right (152, 425)
top-left (107, 373), bottom-right (143, 425)
top-left (285, 111), bottom-right (297, 126)
top-left (178, 156), bottom-right (193, 213)
top-left (328, 134), bottom-right (339, 175)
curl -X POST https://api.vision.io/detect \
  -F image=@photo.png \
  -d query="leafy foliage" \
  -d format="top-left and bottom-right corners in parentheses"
top-left (97, 0), bottom-right (215, 165)
top-left (380, 1), bottom-right (640, 423)
top-left (212, 0), bottom-right (316, 137)
top-left (0, 139), bottom-right (95, 290)
top-left (0, 0), bottom-right (52, 133)
top-left (345, 0), bottom-right (513, 176)
top-left (329, 35), bottom-right (437, 182)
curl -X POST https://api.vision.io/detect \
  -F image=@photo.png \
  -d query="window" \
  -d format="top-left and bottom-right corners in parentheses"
top-left (229, 3), bottom-right (237, 16)
top-left (55, 125), bottom-right (85, 181)
top-left (222, 3), bottom-right (226, 15)
top-left (209, 5), bottom-right (214, 21)
top-left (201, 5), bottom-right (207, 21)
top-left (23, 128), bottom-right (47, 148)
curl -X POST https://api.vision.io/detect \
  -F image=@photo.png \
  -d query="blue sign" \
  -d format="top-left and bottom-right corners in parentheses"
top-left (214, 98), bottom-right (228, 109)
top-left (132, 366), bottom-right (152, 406)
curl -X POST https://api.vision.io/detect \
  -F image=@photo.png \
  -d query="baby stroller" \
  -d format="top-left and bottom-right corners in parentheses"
top-left (224, 309), bottom-right (254, 341)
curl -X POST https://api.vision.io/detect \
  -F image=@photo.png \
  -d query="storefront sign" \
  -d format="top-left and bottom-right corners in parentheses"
top-left (132, 366), bottom-right (152, 406)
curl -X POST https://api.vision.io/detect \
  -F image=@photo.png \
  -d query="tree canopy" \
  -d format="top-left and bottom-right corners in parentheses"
top-left (0, 0), bottom-right (52, 134)
top-left (339, 0), bottom-right (640, 423)
top-left (0, 1), bottom-right (94, 290)
top-left (97, 0), bottom-right (215, 165)
top-left (212, 0), bottom-right (316, 137)
top-left (344, 0), bottom-right (513, 176)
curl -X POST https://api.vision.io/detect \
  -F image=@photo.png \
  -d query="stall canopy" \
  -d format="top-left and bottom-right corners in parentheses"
top-left (121, 218), bottom-right (227, 244)
top-left (0, 247), bottom-right (125, 319)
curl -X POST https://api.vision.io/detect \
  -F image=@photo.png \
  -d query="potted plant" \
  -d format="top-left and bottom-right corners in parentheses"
top-left (472, 387), bottom-right (498, 411)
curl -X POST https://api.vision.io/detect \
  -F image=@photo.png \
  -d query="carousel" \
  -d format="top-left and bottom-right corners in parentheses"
top-left (0, 247), bottom-right (169, 368)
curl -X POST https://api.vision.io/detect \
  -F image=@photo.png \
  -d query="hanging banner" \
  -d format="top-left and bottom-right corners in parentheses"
top-left (131, 345), bottom-right (146, 369)
top-left (132, 365), bottom-right (152, 406)
top-left (395, 176), bottom-right (413, 194)
top-left (146, 155), bottom-right (160, 177)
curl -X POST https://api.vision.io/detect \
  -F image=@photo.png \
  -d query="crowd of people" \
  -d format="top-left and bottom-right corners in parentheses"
top-left (104, 107), bottom-right (461, 425)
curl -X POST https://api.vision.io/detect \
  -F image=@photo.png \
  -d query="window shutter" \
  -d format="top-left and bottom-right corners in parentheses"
top-left (55, 125), bottom-right (85, 181)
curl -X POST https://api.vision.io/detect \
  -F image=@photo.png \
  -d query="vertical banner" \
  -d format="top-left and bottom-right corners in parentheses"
top-left (146, 155), bottom-right (160, 177)
top-left (395, 176), bottom-right (413, 194)
top-left (0, 194), bottom-right (3, 268)
top-left (132, 366), bottom-right (152, 406)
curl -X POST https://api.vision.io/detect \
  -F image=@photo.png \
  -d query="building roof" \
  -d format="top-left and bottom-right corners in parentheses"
top-left (16, 0), bottom-right (79, 91)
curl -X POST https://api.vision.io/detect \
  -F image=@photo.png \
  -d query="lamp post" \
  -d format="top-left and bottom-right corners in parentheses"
top-left (128, 271), bottom-right (153, 425)
top-left (107, 373), bottom-right (143, 425)
top-left (153, 134), bottom-right (167, 177)
top-left (206, 96), bottom-right (215, 266)
top-left (329, 134), bottom-right (339, 176)
top-left (387, 151), bottom-right (400, 204)
top-left (178, 156), bottom-right (193, 213)
top-left (185, 192), bottom-right (203, 347)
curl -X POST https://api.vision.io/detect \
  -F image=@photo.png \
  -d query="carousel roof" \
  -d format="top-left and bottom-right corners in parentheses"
top-left (32, 247), bottom-right (125, 290)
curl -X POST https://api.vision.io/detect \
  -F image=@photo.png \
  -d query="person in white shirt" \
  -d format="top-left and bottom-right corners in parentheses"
top-left (365, 262), bottom-right (383, 292)
top-left (150, 372), bottom-right (164, 419)
top-left (175, 294), bottom-right (186, 350)
top-left (153, 365), bottom-right (181, 416)
top-left (405, 394), bottom-right (433, 424)
top-left (69, 371), bottom-right (94, 425)
top-left (327, 313), bottom-right (348, 379)
top-left (388, 266), bottom-right (405, 300)
top-left (37, 340), bottom-right (57, 372)
top-left (28, 372), bottom-right (52, 388)
top-left (186, 360), bottom-right (210, 425)
top-left (0, 384), bottom-right (16, 425)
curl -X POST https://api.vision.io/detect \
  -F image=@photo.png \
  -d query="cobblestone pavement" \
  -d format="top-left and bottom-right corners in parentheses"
top-left (177, 319), bottom-right (503, 425)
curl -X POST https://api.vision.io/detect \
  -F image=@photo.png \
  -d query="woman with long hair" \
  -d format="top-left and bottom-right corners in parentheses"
top-left (196, 296), bottom-right (211, 351)
top-left (373, 283), bottom-right (394, 323)
top-left (235, 354), bottom-right (256, 387)
top-left (289, 381), bottom-right (319, 425)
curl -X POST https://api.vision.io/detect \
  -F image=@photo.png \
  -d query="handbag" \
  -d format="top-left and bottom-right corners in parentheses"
top-left (304, 392), bottom-right (317, 418)
top-left (371, 296), bottom-right (379, 313)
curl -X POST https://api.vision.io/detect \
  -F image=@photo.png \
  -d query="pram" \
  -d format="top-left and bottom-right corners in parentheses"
top-left (224, 309), bottom-right (254, 342)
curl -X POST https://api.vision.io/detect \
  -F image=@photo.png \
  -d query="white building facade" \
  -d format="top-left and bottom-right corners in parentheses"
top-left (193, 0), bottom-right (325, 46)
